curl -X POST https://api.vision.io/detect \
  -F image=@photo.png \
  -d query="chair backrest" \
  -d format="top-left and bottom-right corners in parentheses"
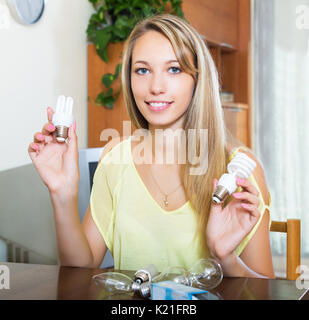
top-left (270, 219), bottom-right (301, 280)
top-left (78, 147), bottom-right (114, 269)
top-left (78, 147), bottom-right (104, 222)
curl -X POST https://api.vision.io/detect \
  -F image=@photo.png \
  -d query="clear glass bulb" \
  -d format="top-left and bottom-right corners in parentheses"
top-left (142, 259), bottom-right (223, 299)
top-left (92, 259), bottom-right (223, 299)
top-left (92, 265), bottom-right (157, 299)
top-left (187, 258), bottom-right (223, 290)
top-left (93, 272), bottom-right (134, 296)
top-left (152, 266), bottom-right (190, 285)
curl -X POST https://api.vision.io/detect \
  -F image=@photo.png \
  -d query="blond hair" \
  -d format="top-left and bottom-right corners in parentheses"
top-left (121, 14), bottom-right (237, 234)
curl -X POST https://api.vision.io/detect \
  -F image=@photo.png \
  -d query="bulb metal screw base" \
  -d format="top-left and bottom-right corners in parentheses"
top-left (131, 281), bottom-right (151, 299)
top-left (55, 125), bottom-right (69, 142)
top-left (133, 264), bottom-right (158, 284)
top-left (212, 185), bottom-right (230, 204)
top-left (139, 282), bottom-right (151, 299)
top-left (134, 271), bottom-right (149, 283)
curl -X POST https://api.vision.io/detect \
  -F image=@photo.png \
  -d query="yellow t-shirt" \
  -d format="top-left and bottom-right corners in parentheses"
top-left (90, 137), bottom-right (271, 271)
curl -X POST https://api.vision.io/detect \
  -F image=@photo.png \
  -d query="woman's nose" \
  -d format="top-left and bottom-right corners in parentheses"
top-left (149, 73), bottom-right (166, 95)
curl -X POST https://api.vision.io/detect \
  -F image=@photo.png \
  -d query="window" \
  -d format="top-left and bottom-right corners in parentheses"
top-left (253, 0), bottom-right (309, 277)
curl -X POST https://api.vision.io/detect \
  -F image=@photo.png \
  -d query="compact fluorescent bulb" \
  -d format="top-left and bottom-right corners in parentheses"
top-left (212, 152), bottom-right (256, 204)
top-left (52, 95), bottom-right (74, 142)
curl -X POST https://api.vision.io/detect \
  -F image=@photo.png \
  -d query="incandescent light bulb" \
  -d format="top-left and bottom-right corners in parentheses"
top-left (92, 264), bottom-right (158, 298)
top-left (92, 260), bottom-right (223, 299)
top-left (138, 259), bottom-right (223, 299)
top-left (151, 266), bottom-right (190, 285)
top-left (133, 263), bottom-right (158, 284)
top-left (187, 258), bottom-right (223, 289)
top-left (93, 272), bottom-right (136, 295)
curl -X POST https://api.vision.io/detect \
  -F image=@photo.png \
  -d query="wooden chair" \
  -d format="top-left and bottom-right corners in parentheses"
top-left (270, 219), bottom-right (301, 280)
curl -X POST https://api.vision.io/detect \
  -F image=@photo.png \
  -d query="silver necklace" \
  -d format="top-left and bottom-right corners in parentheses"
top-left (149, 166), bottom-right (182, 207)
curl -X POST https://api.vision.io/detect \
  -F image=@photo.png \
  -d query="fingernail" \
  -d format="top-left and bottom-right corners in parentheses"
top-left (34, 144), bottom-right (39, 150)
top-left (37, 134), bottom-right (44, 140)
top-left (233, 193), bottom-right (242, 198)
top-left (236, 178), bottom-right (245, 184)
top-left (48, 124), bottom-right (55, 131)
top-left (241, 203), bottom-right (250, 209)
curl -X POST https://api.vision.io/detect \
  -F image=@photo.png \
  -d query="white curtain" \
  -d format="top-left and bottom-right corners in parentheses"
top-left (253, 0), bottom-right (309, 276)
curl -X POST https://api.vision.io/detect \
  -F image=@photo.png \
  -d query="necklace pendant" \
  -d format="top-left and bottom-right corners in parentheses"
top-left (164, 196), bottom-right (168, 207)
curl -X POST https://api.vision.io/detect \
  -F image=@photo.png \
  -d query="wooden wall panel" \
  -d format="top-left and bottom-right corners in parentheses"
top-left (88, 43), bottom-right (133, 147)
top-left (182, 0), bottom-right (239, 48)
top-left (237, 0), bottom-right (252, 148)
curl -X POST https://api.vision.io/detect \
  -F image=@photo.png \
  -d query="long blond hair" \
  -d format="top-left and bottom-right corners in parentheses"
top-left (121, 14), bottom-right (235, 234)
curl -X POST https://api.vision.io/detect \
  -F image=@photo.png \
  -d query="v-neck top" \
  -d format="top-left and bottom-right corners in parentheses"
top-left (90, 137), bottom-right (271, 271)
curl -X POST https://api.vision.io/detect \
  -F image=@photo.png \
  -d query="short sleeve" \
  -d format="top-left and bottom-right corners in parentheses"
top-left (234, 174), bottom-right (271, 256)
top-left (90, 158), bottom-right (115, 253)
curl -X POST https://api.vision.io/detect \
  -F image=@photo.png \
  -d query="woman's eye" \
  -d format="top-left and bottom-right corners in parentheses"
top-left (136, 68), bottom-right (149, 75)
top-left (169, 66), bottom-right (181, 74)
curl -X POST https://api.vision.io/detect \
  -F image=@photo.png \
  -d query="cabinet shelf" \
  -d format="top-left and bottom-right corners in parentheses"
top-left (205, 38), bottom-right (237, 53)
top-left (222, 102), bottom-right (248, 110)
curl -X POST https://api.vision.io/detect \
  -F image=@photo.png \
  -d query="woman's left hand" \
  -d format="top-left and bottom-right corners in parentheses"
top-left (206, 177), bottom-right (261, 261)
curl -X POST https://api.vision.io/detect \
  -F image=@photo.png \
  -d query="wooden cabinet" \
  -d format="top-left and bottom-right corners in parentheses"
top-left (182, 0), bottom-right (239, 48)
top-left (222, 103), bottom-right (248, 146)
top-left (182, 0), bottom-right (252, 147)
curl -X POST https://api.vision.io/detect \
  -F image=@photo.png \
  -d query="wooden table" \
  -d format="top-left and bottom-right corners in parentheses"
top-left (0, 262), bottom-right (308, 300)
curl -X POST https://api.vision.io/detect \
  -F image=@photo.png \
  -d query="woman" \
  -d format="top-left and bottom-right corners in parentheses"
top-left (28, 14), bottom-right (275, 278)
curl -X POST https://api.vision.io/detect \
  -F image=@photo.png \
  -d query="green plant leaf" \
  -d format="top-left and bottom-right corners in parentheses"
top-left (102, 73), bottom-right (114, 88)
top-left (101, 64), bottom-right (121, 89)
top-left (95, 30), bottom-right (111, 48)
top-left (114, 64), bottom-right (122, 78)
top-left (95, 30), bottom-right (111, 62)
top-left (114, 4), bottom-right (131, 15)
top-left (95, 92), bottom-right (105, 104)
top-left (95, 88), bottom-right (115, 109)
top-left (102, 95), bottom-right (115, 109)
top-left (97, 46), bottom-right (108, 62)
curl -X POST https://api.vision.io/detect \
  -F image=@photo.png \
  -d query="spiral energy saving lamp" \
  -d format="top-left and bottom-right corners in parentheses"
top-left (52, 95), bottom-right (74, 142)
top-left (212, 152), bottom-right (256, 204)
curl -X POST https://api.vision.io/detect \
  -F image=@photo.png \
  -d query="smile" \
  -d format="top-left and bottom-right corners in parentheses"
top-left (146, 101), bottom-right (173, 112)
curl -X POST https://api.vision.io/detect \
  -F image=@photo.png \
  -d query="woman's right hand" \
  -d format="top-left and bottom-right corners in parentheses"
top-left (28, 107), bottom-right (79, 196)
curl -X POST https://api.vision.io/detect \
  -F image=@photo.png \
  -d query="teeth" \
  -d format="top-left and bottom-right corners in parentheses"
top-left (149, 102), bottom-right (169, 107)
